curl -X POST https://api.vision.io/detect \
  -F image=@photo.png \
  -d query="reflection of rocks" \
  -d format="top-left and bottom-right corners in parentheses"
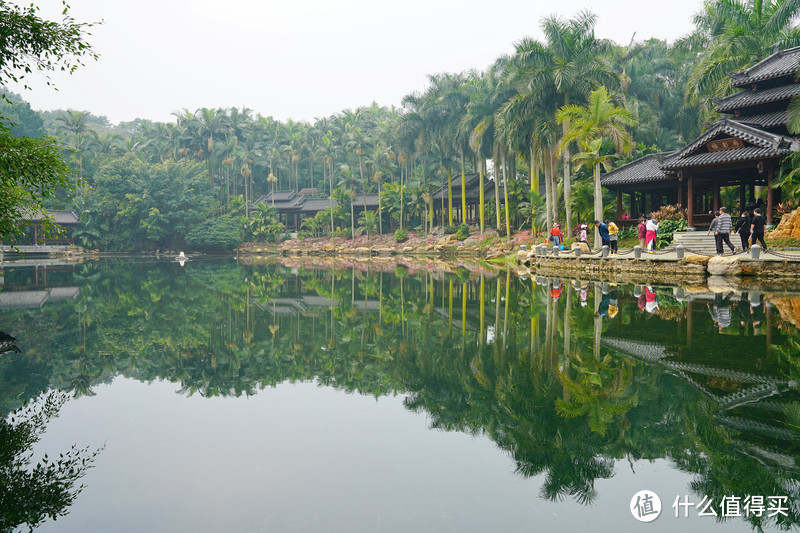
top-left (707, 275), bottom-right (739, 293)
top-left (772, 297), bottom-right (800, 329)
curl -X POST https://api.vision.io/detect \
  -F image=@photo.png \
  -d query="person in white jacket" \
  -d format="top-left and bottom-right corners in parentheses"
top-left (645, 217), bottom-right (659, 251)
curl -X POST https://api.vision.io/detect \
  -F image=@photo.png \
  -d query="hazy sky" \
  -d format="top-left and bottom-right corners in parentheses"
top-left (8, 0), bottom-right (705, 125)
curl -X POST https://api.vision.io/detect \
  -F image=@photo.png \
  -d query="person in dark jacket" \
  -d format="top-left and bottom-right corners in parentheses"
top-left (734, 210), bottom-right (751, 251)
top-left (750, 208), bottom-right (767, 251)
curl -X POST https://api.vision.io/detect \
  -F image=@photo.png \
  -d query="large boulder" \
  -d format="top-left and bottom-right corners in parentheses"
top-left (707, 256), bottom-right (742, 276)
top-left (571, 242), bottom-right (590, 253)
top-left (683, 254), bottom-right (711, 266)
top-left (771, 207), bottom-right (800, 238)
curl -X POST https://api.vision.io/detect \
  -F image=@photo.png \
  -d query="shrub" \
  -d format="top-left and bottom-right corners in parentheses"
top-left (652, 204), bottom-right (687, 222)
top-left (656, 218), bottom-right (687, 247)
top-left (394, 228), bottom-right (409, 243)
top-left (455, 223), bottom-right (469, 240)
top-left (444, 225), bottom-right (457, 235)
top-left (186, 215), bottom-right (244, 251)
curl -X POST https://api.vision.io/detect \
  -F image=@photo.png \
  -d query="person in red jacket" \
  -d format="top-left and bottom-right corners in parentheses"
top-left (549, 223), bottom-right (563, 247)
top-left (637, 217), bottom-right (646, 249)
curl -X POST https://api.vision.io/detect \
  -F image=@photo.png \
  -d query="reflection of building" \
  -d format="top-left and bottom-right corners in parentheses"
top-left (0, 287), bottom-right (80, 309)
top-left (603, 334), bottom-right (799, 473)
top-left (602, 48), bottom-right (800, 227)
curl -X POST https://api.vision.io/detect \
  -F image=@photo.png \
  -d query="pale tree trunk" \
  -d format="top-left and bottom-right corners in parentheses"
top-left (562, 95), bottom-right (573, 236)
top-left (494, 154), bottom-right (501, 231)
top-left (502, 152), bottom-right (511, 241)
top-left (594, 162), bottom-right (603, 250)
top-left (479, 159), bottom-right (485, 232)
top-left (460, 151), bottom-right (467, 225)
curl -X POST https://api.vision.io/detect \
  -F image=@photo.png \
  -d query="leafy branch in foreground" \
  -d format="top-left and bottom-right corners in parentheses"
top-left (0, 391), bottom-right (103, 532)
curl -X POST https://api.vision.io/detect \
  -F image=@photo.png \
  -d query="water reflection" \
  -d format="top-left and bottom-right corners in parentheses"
top-left (0, 392), bottom-right (102, 531)
top-left (0, 257), bottom-right (799, 530)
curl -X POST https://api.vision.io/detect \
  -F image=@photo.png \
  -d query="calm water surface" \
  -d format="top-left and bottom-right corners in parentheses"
top-left (1, 257), bottom-right (798, 532)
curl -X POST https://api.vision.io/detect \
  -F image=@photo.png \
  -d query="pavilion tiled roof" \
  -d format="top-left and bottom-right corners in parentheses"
top-left (715, 82), bottom-right (800, 113)
top-left (600, 153), bottom-right (675, 187)
top-left (736, 110), bottom-right (788, 128)
top-left (661, 119), bottom-right (798, 170)
top-left (730, 46), bottom-right (800, 88)
top-left (254, 192), bottom-right (306, 211)
top-left (432, 172), bottom-right (500, 200)
top-left (352, 193), bottom-right (380, 208)
top-left (661, 145), bottom-right (795, 169)
top-left (298, 198), bottom-right (335, 213)
top-left (18, 209), bottom-right (79, 224)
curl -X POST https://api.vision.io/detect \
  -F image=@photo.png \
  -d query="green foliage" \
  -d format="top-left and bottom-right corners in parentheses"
top-left (0, 131), bottom-right (72, 242)
top-left (0, 2), bottom-right (98, 91)
top-left (656, 218), bottom-right (688, 247)
top-left (86, 154), bottom-right (216, 250)
top-left (0, 91), bottom-right (45, 137)
top-left (185, 214), bottom-right (243, 251)
top-left (444, 225), bottom-right (457, 235)
top-left (394, 228), bottom-right (408, 243)
top-left (455, 223), bottom-right (469, 240)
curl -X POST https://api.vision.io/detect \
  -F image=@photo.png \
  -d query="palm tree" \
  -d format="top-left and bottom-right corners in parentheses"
top-left (684, 0), bottom-right (800, 118)
top-left (511, 11), bottom-right (618, 235)
top-left (557, 86), bottom-right (636, 248)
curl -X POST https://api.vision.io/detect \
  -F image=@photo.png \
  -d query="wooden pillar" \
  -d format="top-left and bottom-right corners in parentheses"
top-left (767, 165), bottom-right (774, 224)
top-left (739, 182), bottom-right (746, 212)
top-left (616, 189), bottom-right (623, 218)
top-left (713, 179), bottom-right (720, 212)
top-left (686, 301), bottom-right (693, 349)
top-left (687, 173), bottom-right (695, 227)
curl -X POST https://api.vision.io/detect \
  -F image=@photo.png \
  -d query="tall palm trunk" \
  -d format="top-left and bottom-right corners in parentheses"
top-left (479, 159), bottom-right (485, 232)
top-left (562, 96), bottom-right (573, 236)
top-left (460, 151), bottom-right (467, 225)
top-left (594, 162), bottom-right (603, 250)
top-left (447, 167), bottom-right (453, 227)
top-left (493, 152), bottom-right (501, 231)
top-left (502, 152), bottom-right (511, 241)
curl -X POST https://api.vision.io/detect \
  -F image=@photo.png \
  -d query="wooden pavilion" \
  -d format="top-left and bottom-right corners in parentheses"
top-left (602, 47), bottom-right (800, 228)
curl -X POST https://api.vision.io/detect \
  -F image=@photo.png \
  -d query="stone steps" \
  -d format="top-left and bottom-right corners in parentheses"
top-left (672, 231), bottom-right (741, 254)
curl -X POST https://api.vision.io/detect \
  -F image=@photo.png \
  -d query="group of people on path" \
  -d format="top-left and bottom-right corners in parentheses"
top-left (708, 207), bottom-right (768, 255)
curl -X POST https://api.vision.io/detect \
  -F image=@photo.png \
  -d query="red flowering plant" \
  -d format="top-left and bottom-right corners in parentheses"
top-left (652, 204), bottom-right (687, 222)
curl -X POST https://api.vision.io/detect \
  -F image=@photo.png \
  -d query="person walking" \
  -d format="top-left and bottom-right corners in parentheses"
top-left (714, 207), bottom-right (735, 255)
top-left (637, 217), bottom-right (646, 250)
top-left (750, 208), bottom-right (768, 251)
top-left (645, 216), bottom-right (658, 252)
top-left (607, 220), bottom-right (619, 255)
top-left (734, 210), bottom-right (751, 252)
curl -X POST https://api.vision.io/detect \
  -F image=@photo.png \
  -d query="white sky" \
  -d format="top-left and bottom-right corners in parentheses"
top-left (7, 0), bottom-right (705, 126)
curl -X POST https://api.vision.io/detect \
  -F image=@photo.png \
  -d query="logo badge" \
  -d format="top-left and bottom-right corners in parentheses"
top-left (631, 490), bottom-right (662, 522)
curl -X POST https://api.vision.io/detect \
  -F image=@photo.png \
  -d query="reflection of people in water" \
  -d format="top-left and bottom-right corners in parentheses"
top-left (596, 289), bottom-right (610, 317)
top-left (736, 292), bottom-right (766, 334)
top-left (707, 293), bottom-right (732, 331)
top-left (550, 279), bottom-right (563, 300)
top-left (645, 286), bottom-right (658, 314)
top-left (579, 283), bottom-right (589, 307)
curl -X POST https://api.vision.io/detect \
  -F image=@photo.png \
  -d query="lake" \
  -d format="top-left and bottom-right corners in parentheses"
top-left (1, 256), bottom-right (798, 532)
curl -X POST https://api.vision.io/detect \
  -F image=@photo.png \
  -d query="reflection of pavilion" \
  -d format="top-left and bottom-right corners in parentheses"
top-left (603, 336), bottom-right (794, 409)
top-left (603, 335), bottom-right (799, 471)
top-left (0, 287), bottom-right (80, 309)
